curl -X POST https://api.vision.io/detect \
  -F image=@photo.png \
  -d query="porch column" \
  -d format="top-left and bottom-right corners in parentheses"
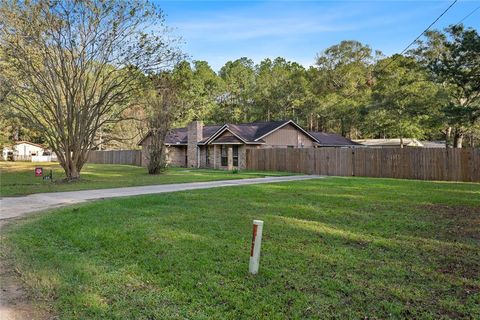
top-left (213, 145), bottom-right (217, 169)
top-left (227, 145), bottom-right (233, 170)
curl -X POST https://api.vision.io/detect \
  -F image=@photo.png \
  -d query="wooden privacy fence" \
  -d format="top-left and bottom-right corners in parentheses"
top-left (87, 150), bottom-right (142, 166)
top-left (246, 147), bottom-right (480, 182)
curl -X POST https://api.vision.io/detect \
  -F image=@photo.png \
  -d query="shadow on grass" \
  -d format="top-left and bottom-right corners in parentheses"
top-left (4, 177), bottom-right (480, 319)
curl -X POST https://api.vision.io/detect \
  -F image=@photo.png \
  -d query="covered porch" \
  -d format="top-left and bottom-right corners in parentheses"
top-left (199, 144), bottom-right (247, 170)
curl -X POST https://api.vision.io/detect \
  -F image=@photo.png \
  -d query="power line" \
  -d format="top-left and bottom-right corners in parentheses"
top-left (398, 0), bottom-right (457, 57)
top-left (455, 5), bottom-right (480, 26)
top-left (375, 0), bottom-right (458, 74)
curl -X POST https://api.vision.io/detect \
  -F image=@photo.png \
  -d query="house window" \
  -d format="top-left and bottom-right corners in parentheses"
top-left (233, 145), bottom-right (238, 166)
top-left (221, 145), bottom-right (228, 166)
top-left (220, 145), bottom-right (239, 167)
top-left (206, 147), bottom-right (210, 166)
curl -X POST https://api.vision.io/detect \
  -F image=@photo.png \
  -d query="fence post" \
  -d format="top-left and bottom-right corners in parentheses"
top-left (351, 148), bottom-right (355, 176)
top-left (249, 220), bottom-right (264, 275)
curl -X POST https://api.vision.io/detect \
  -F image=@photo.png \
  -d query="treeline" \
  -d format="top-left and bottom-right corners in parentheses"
top-left (136, 24), bottom-right (477, 148)
top-left (2, 24), bottom-right (479, 150)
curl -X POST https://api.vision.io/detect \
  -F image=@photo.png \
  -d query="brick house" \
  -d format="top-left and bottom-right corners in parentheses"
top-left (138, 120), bottom-right (358, 170)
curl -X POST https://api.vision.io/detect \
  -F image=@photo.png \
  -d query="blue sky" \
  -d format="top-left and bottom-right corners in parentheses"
top-left (158, 1), bottom-right (480, 71)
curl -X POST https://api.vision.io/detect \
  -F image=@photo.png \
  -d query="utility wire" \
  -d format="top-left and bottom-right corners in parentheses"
top-left (398, 0), bottom-right (457, 56)
top-left (455, 5), bottom-right (480, 26)
top-left (375, 0), bottom-right (458, 74)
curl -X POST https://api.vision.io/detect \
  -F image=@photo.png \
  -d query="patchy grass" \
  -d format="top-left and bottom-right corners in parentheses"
top-left (3, 177), bottom-right (480, 319)
top-left (0, 162), bottom-right (290, 197)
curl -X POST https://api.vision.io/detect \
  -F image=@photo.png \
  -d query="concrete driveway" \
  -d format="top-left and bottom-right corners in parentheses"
top-left (0, 175), bottom-right (321, 220)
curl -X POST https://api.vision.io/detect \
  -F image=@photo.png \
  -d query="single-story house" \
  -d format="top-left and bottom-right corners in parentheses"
top-left (354, 138), bottom-right (424, 148)
top-left (139, 120), bottom-right (359, 170)
top-left (420, 141), bottom-right (446, 148)
top-left (2, 141), bottom-right (45, 160)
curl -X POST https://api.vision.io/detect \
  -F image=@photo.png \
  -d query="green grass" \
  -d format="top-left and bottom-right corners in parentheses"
top-left (3, 177), bottom-right (480, 319)
top-left (0, 162), bottom-right (290, 196)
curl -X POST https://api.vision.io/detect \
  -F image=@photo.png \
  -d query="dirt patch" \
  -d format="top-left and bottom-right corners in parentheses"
top-left (437, 257), bottom-right (480, 279)
top-left (0, 220), bottom-right (53, 320)
top-left (420, 204), bottom-right (480, 240)
top-left (420, 204), bottom-right (480, 284)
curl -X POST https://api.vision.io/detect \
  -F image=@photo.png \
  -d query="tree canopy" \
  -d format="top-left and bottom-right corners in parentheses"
top-left (0, 0), bottom-right (181, 179)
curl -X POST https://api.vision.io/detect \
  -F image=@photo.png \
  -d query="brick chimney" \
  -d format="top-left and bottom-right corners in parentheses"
top-left (187, 120), bottom-right (203, 167)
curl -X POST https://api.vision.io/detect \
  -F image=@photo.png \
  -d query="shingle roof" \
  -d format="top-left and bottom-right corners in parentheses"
top-left (165, 120), bottom-right (294, 145)
top-left (227, 120), bottom-right (290, 142)
top-left (164, 125), bottom-right (222, 145)
top-left (309, 132), bottom-right (360, 146)
top-left (141, 120), bottom-right (356, 147)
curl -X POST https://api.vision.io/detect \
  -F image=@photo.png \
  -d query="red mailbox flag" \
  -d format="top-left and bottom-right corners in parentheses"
top-left (35, 167), bottom-right (43, 177)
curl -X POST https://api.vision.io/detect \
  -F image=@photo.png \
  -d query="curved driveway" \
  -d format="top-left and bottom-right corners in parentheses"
top-left (0, 175), bottom-right (322, 220)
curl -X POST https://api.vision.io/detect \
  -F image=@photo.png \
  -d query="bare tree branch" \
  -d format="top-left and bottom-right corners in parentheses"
top-left (0, 0), bottom-right (182, 180)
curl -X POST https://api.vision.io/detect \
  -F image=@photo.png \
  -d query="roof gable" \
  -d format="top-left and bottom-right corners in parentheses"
top-left (14, 141), bottom-right (44, 149)
top-left (253, 120), bottom-right (318, 143)
top-left (210, 130), bottom-right (245, 144)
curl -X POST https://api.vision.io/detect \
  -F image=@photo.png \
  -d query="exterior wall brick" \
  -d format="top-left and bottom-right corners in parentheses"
top-left (238, 145), bottom-right (247, 169)
top-left (198, 145), bottom-right (216, 169)
top-left (140, 136), bottom-right (186, 168)
top-left (166, 146), bottom-right (186, 167)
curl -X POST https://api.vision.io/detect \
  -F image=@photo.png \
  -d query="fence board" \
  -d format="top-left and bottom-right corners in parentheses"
top-left (87, 150), bottom-right (142, 166)
top-left (246, 147), bottom-right (479, 182)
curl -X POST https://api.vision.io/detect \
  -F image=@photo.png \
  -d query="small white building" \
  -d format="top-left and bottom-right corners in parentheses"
top-left (353, 138), bottom-right (424, 148)
top-left (2, 141), bottom-right (45, 160)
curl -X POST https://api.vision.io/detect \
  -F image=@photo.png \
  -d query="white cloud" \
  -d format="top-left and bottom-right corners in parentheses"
top-left (170, 3), bottom-right (363, 41)
top-left (169, 2), bottom-right (421, 42)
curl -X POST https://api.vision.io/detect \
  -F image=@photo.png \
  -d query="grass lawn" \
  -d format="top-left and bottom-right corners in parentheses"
top-left (0, 162), bottom-right (290, 197)
top-left (3, 177), bottom-right (479, 319)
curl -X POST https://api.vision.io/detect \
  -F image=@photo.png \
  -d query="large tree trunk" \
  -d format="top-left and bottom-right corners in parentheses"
top-left (445, 126), bottom-right (452, 148)
top-left (56, 148), bottom-right (87, 181)
top-left (452, 127), bottom-right (464, 148)
top-left (147, 132), bottom-right (168, 175)
top-left (145, 75), bottom-right (180, 174)
top-left (453, 132), bottom-right (464, 148)
top-left (66, 163), bottom-right (81, 181)
top-left (340, 119), bottom-right (347, 137)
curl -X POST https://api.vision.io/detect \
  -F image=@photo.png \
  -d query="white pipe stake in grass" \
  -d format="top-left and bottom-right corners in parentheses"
top-left (249, 220), bottom-right (264, 275)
